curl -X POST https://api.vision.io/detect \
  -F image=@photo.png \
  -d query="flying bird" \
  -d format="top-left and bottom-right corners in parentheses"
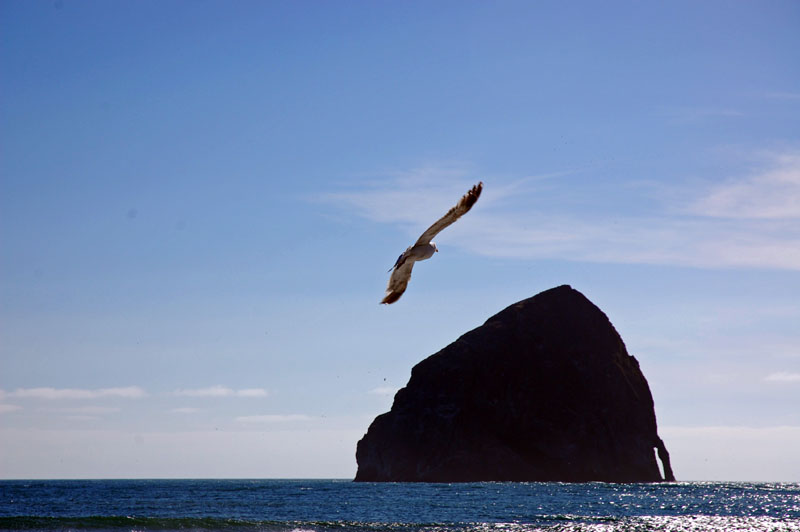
top-left (381, 182), bottom-right (483, 304)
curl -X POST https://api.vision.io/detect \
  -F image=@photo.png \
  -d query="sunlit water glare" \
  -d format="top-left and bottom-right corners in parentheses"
top-left (1, 480), bottom-right (798, 531)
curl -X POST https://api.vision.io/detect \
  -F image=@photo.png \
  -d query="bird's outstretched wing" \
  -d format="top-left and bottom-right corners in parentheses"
top-left (381, 260), bottom-right (414, 304)
top-left (415, 182), bottom-right (483, 246)
top-left (381, 182), bottom-right (483, 305)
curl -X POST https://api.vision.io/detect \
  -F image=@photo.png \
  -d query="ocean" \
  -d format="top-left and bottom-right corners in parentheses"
top-left (0, 480), bottom-right (798, 531)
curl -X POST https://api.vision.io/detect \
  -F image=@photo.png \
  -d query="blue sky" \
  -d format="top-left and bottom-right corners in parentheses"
top-left (1, 0), bottom-right (799, 481)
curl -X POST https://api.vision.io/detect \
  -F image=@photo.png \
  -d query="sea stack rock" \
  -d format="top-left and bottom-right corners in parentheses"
top-left (355, 285), bottom-right (675, 483)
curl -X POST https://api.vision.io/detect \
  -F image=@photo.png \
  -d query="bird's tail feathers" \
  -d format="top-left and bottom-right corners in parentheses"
top-left (381, 291), bottom-right (402, 304)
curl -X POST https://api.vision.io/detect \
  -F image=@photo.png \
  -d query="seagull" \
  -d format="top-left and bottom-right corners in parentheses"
top-left (381, 182), bottom-right (483, 304)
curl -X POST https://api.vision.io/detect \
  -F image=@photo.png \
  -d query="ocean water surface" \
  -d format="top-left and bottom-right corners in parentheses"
top-left (0, 480), bottom-right (798, 531)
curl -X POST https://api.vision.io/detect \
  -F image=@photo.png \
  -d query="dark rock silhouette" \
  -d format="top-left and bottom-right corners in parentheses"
top-left (355, 285), bottom-right (675, 483)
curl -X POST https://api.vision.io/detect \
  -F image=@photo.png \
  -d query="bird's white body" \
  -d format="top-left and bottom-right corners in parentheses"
top-left (393, 243), bottom-right (437, 270)
top-left (414, 242), bottom-right (438, 261)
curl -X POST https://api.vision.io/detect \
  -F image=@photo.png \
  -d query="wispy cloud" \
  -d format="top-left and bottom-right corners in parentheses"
top-left (6, 387), bottom-right (147, 400)
top-left (172, 386), bottom-right (269, 398)
top-left (322, 165), bottom-right (481, 229)
top-left (690, 150), bottom-right (800, 220)
top-left (368, 387), bottom-right (398, 396)
top-left (325, 150), bottom-right (800, 271)
top-left (764, 372), bottom-right (800, 383)
top-left (236, 388), bottom-right (270, 398)
top-left (0, 404), bottom-right (22, 414)
top-left (235, 414), bottom-right (311, 424)
top-left (169, 407), bottom-right (202, 414)
top-left (40, 406), bottom-right (121, 415)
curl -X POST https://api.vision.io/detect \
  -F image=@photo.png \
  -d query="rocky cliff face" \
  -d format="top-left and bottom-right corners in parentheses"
top-left (355, 285), bottom-right (674, 483)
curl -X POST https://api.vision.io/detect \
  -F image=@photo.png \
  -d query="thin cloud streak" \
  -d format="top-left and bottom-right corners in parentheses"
top-left (461, 213), bottom-right (800, 270)
top-left (764, 372), bottom-right (800, 383)
top-left (5, 387), bottom-right (147, 400)
top-left (236, 388), bottom-right (269, 398)
top-left (40, 406), bottom-right (121, 415)
top-left (322, 168), bottom-right (562, 231)
top-left (63, 415), bottom-right (104, 422)
top-left (235, 414), bottom-right (311, 424)
top-left (169, 407), bottom-right (202, 414)
top-left (368, 387), bottom-right (398, 396)
top-left (172, 386), bottom-right (269, 398)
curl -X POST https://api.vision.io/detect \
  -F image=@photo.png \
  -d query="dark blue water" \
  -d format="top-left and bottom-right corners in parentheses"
top-left (1, 480), bottom-right (798, 531)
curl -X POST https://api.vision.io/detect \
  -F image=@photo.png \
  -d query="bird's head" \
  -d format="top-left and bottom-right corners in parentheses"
top-left (432, 243), bottom-right (438, 252)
